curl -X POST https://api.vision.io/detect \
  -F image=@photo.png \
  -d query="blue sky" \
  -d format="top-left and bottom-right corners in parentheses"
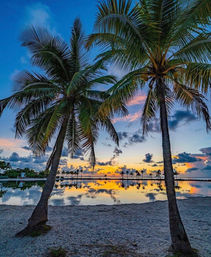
top-left (0, 0), bottom-right (211, 177)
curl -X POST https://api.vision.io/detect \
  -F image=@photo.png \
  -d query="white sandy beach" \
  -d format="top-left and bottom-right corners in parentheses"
top-left (0, 197), bottom-right (210, 257)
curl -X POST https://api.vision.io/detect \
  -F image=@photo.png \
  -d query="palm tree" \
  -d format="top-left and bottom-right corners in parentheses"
top-left (0, 19), bottom-right (124, 235)
top-left (86, 0), bottom-right (211, 254)
top-left (140, 169), bottom-right (146, 179)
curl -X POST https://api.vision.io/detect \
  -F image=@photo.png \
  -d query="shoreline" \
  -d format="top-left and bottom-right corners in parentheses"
top-left (0, 197), bottom-right (210, 257)
top-left (1, 177), bottom-right (211, 182)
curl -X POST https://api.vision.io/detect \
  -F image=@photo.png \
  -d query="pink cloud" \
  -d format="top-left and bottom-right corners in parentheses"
top-left (0, 138), bottom-right (23, 148)
top-left (127, 94), bottom-right (146, 106)
top-left (112, 110), bottom-right (142, 123)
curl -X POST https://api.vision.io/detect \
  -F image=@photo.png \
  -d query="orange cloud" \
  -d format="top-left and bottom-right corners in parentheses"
top-left (112, 110), bottom-right (142, 123)
top-left (127, 95), bottom-right (146, 106)
top-left (0, 138), bottom-right (23, 148)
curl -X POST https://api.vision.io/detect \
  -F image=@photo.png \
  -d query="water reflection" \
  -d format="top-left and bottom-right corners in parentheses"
top-left (0, 180), bottom-right (210, 206)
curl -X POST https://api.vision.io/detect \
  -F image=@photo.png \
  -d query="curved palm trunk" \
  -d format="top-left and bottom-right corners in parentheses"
top-left (16, 120), bottom-right (68, 236)
top-left (159, 81), bottom-right (192, 254)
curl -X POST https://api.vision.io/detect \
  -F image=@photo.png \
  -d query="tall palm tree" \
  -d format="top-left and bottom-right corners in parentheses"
top-left (0, 19), bottom-right (126, 235)
top-left (86, 0), bottom-right (211, 254)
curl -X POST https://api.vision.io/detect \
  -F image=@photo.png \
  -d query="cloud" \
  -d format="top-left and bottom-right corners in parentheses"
top-left (129, 132), bottom-right (145, 144)
top-left (200, 147), bottom-right (211, 156)
top-left (117, 130), bottom-right (145, 147)
top-left (173, 152), bottom-right (201, 163)
top-left (102, 142), bottom-right (112, 147)
top-left (169, 110), bottom-right (196, 130)
top-left (143, 153), bottom-right (153, 163)
top-left (113, 147), bottom-right (123, 156)
top-left (117, 132), bottom-right (128, 141)
top-left (10, 69), bottom-right (21, 81)
top-left (127, 94), bottom-right (146, 106)
top-left (1, 152), bottom-right (49, 171)
top-left (71, 149), bottom-right (84, 160)
top-left (97, 160), bottom-right (113, 166)
top-left (97, 147), bottom-right (123, 167)
top-left (112, 110), bottom-right (142, 123)
top-left (24, 3), bottom-right (52, 29)
top-left (9, 152), bottom-right (20, 162)
top-left (22, 145), bottom-right (52, 153)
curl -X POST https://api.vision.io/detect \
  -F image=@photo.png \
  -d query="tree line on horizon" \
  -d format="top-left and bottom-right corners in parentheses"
top-left (0, 0), bottom-right (210, 255)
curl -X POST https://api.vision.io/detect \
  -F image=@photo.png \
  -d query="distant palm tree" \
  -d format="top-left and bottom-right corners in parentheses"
top-left (120, 170), bottom-right (124, 180)
top-left (126, 170), bottom-right (129, 180)
top-left (87, 0), bottom-right (211, 253)
top-left (135, 170), bottom-right (141, 178)
top-left (0, 19), bottom-right (122, 235)
top-left (140, 169), bottom-right (146, 179)
top-left (156, 169), bottom-right (162, 180)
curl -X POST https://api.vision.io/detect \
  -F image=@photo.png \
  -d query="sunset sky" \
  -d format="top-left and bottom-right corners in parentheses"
top-left (0, 0), bottom-right (211, 178)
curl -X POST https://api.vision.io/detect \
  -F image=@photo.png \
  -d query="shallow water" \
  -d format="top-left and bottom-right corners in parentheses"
top-left (0, 179), bottom-right (210, 205)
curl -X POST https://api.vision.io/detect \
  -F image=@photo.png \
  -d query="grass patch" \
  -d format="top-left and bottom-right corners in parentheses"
top-left (29, 224), bottom-right (52, 237)
top-left (46, 247), bottom-right (67, 257)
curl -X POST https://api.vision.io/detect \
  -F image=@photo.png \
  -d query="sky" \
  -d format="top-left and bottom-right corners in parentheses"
top-left (0, 0), bottom-right (211, 178)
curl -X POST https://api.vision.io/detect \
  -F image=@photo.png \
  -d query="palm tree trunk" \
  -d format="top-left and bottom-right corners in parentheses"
top-left (159, 80), bottom-right (192, 254)
top-left (16, 120), bottom-right (68, 236)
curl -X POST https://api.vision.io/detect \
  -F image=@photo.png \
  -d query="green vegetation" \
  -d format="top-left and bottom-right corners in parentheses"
top-left (87, 0), bottom-right (211, 254)
top-left (47, 247), bottom-right (67, 257)
top-left (1, 18), bottom-right (121, 234)
top-left (0, 167), bottom-right (49, 178)
top-left (27, 224), bottom-right (51, 237)
top-left (0, 160), bottom-right (11, 170)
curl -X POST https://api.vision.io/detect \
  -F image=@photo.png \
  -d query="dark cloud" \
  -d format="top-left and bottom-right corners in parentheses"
top-left (97, 147), bottom-right (123, 166)
top-left (97, 160), bottom-right (113, 166)
top-left (169, 110), bottom-right (196, 130)
top-left (33, 156), bottom-right (48, 164)
top-left (147, 118), bottom-right (160, 133)
top-left (2, 152), bottom-right (49, 171)
top-left (22, 146), bottom-right (31, 151)
top-left (117, 132), bottom-right (128, 141)
top-left (113, 147), bottom-right (123, 156)
top-left (143, 153), bottom-right (153, 163)
top-left (173, 152), bottom-right (201, 163)
top-left (117, 130), bottom-right (145, 148)
top-left (129, 133), bottom-right (145, 144)
top-left (0, 149), bottom-right (3, 154)
top-left (200, 147), bottom-right (211, 156)
top-left (71, 149), bottom-right (84, 160)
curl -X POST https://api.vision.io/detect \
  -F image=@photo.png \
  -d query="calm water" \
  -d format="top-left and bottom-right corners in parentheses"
top-left (0, 179), bottom-right (210, 206)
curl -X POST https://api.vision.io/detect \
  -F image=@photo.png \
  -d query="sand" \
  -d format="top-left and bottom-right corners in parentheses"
top-left (0, 197), bottom-right (210, 257)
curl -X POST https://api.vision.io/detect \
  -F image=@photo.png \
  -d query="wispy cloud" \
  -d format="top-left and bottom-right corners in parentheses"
top-left (112, 110), bottom-right (142, 123)
top-left (127, 94), bottom-right (146, 106)
top-left (24, 3), bottom-right (53, 29)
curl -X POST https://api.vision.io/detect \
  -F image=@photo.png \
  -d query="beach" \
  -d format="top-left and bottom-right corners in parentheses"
top-left (0, 197), bottom-right (210, 257)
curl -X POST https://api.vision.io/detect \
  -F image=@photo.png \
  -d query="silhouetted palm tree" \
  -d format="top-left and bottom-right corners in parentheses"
top-left (0, 19), bottom-right (123, 235)
top-left (87, 0), bottom-right (211, 253)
